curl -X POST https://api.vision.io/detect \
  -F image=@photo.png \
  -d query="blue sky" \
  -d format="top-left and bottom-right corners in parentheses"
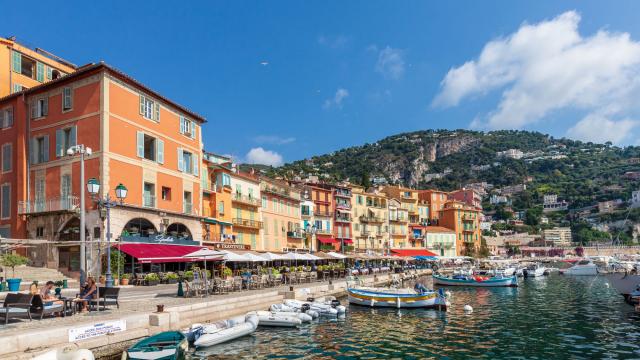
top-left (5, 1), bottom-right (640, 165)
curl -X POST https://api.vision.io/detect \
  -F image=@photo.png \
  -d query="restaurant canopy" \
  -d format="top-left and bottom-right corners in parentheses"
top-left (327, 251), bottom-right (348, 259)
top-left (260, 252), bottom-right (285, 261)
top-left (243, 253), bottom-right (267, 262)
top-left (219, 250), bottom-right (252, 262)
top-left (390, 249), bottom-right (438, 258)
top-left (117, 243), bottom-right (210, 263)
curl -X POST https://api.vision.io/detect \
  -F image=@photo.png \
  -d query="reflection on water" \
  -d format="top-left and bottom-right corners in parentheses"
top-left (190, 275), bottom-right (640, 359)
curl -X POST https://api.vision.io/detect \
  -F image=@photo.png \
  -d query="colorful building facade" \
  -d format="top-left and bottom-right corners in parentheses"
top-left (230, 171), bottom-right (262, 250)
top-left (260, 177), bottom-right (301, 252)
top-left (439, 201), bottom-right (482, 256)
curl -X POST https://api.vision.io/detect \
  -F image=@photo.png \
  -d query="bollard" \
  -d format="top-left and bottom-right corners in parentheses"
top-left (156, 304), bottom-right (164, 313)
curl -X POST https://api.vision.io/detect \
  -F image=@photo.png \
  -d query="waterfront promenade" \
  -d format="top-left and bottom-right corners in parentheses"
top-left (0, 269), bottom-right (431, 359)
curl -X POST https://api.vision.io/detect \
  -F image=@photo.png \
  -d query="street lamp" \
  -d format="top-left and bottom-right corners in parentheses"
top-left (67, 145), bottom-right (92, 286)
top-left (305, 224), bottom-right (317, 254)
top-left (87, 178), bottom-right (127, 287)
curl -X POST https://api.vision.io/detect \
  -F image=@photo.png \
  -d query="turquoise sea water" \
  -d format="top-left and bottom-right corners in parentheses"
top-left (193, 275), bottom-right (640, 359)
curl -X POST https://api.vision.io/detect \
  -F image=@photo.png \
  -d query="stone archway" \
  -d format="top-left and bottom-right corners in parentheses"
top-left (166, 223), bottom-right (192, 240)
top-left (56, 217), bottom-right (89, 273)
top-left (121, 217), bottom-right (159, 238)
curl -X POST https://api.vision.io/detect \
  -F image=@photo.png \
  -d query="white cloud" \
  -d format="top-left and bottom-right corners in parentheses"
top-left (323, 88), bottom-right (349, 109)
top-left (433, 11), bottom-right (640, 144)
top-left (567, 114), bottom-right (638, 144)
top-left (245, 147), bottom-right (283, 166)
top-left (253, 135), bottom-right (296, 145)
top-left (318, 34), bottom-right (349, 49)
top-left (376, 46), bottom-right (405, 80)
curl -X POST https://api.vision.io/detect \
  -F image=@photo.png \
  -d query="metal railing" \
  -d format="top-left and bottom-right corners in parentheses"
top-left (359, 215), bottom-right (384, 223)
top-left (143, 194), bottom-right (156, 208)
top-left (232, 218), bottom-right (263, 229)
top-left (260, 184), bottom-right (300, 200)
top-left (184, 202), bottom-right (193, 214)
top-left (287, 230), bottom-right (305, 238)
top-left (18, 196), bottom-right (79, 214)
top-left (232, 193), bottom-right (260, 206)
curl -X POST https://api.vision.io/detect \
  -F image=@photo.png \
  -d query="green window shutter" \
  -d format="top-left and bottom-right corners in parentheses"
top-left (193, 154), bottom-right (199, 176)
top-left (139, 95), bottom-right (145, 115)
top-left (179, 117), bottom-right (185, 134)
top-left (12, 51), bottom-right (21, 73)
top-left (136, 131), bottom-right (144, 157)
top-left (157, 139), bottom-right (164, 164)
top-left (46, 66), bottom-right (52, 80)
top-left (55, 129), bottom-right (63, 157)
top-left (177, 148), bottom-right (184, 171)
top-left (36, 62), bottom-right (44, 82)
top-left (70, 126), bottom-right (77, 148)
top-left (155, 103), bottom-right (160, 121)
top-left (43, 135), bottom-right (49, 162)
top-left (191, 122), bottom-right (196, 139)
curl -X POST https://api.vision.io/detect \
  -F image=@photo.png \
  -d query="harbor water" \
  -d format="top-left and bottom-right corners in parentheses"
top-left (190, 274), bottom-right (640, 359)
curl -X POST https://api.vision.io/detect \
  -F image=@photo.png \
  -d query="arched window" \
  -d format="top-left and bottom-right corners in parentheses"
top-left (166, 223), bottom-right (192, 240)
top-left (58, 217), bottom-right (89, 241)
top-left (122, 218), bottom-right (158, 238)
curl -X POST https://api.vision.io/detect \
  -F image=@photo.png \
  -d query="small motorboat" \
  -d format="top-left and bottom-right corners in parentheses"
top-left (284, 299), bottom-right (338, 317)
top-left (124, 331), bottom-right (188, 360)
top-left (248, 311), bottom-right (303, 327)
top-left (34, 347), bottom-right (94, 360)
top-left (523, 264), bottom-right (546, 278)
top-left (193, 313), bottom-right (258, 348)
top-left (309, 296), bottom-right (347, 315)
top-left (604, 272), bottom-right (640, 305)
top-left (347, 283), bottom-right (448, 310)
top-left (270, 302), bottom-right (319, 319)
top-left (561, 259), bottom-right (598, 276)
top-left (433, 274), bottom-right (518, 287)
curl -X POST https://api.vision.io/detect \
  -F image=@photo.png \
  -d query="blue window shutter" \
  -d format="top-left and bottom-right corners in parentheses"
top-left (179, 117), bottom-right (185, 134)
top-left (177, 148), bottom-right (184, 171)
top-left (191, 122), bottom-right (196, 139)
top-left (43, 135), bottom-right (49, 162)
top-left (55, 129), bottom-right (63, 157)
top-left (36, 62), bottom-right (44, 82)
top-left (155, 103), bottom-right (160, 121)
top-left (46, 66), bottom-right (52, 80)
top-left (139, 95), bottom-right (144, 115)
top-left (193, 154), bottom-right (199, 176)
top-left (157, 139), bottom-right (164, 164)
top-left (136, 131), bottom-right (144, 157)
top-left (12, 51), bottom-right (21, 73)
top-left (70, 126), bottom-right (77, 148)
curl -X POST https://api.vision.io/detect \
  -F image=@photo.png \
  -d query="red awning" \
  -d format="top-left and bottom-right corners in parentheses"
top-left (390, 249), bottom-right (438, 257)
top-left (343, 239), bottom-right (353, 244)
top-left (317, 236), bottom-right (339, 244)
top-left (116, 243), bottom-right (209, 263)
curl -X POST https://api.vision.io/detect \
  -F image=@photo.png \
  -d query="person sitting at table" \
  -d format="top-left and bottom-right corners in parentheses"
top-left (40, 281), bottom-right (64, 304)
top-left (74, 277), bottom-right (97, 312)
top-left (241, 269), bottom-right (252, 289)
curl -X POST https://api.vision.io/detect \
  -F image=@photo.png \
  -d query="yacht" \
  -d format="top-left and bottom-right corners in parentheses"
top-left (523, 263), bottom-right (546, 278)
top-left (561, 259), bottom-right (598, 276)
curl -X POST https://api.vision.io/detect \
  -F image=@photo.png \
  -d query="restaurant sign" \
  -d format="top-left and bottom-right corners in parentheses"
top-left (68, 320), bottom-right (126, 342)
top-left (209, 242), bottom-right (251, 250)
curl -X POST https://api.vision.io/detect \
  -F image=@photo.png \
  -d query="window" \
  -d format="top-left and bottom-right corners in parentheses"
top-left (136, 132), bottom-right (164, 163)
top-left (180, 117), bottom-right (196, 139)
top-left (61, 174), bottom-right (71, 198)
top-left (13, 52), bottom-right (35, 79)
top-left (161, 187), bottom-right (171, 201)
top-left (220, 173), bottom-right (231, 187)
top-left (35, 178), bottom-right (45, 212)
top-left (2, 144), bottom-right (11, 173)
top-left (0, 107), bottom-right (14, 128)
top-left (183, 191), bottom-right (192, 214)
top-left (139, 95), bottom-right (160, 121)
top-left (31, 135), bottom-right (49, 164)
top-left (36, 62), bottom-right (44, 82)
top-left (262, 196), bottom-right (267, 209)
top-left (1, 184), bottom-right (9, 219)
top-left (56, 126), bottom-right (76, 157)
top-left (218, 201), bottom-right (224, 215)
top-left (93, 227), bottom-right (101, 239)
top-left (31, 97), bottom-right (49, 119)
top-left (143, 183), bottom-right (155, 207)
top-left (177, 148), bottom-right (197, 175)
top-left (12, 84), bottom-right (25, 94)
top-left (36, 227), bottom-right (45, 238)
top-left (62, 87), bottom-right (73, 111)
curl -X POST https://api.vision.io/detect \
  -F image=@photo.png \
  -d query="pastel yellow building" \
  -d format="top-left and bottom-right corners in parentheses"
top-left (260, 177), bottom-right (302, 252)
top-left (351, 185), bottom-right (388, 252)
top-left (230, 171), bottom-right (262, 250)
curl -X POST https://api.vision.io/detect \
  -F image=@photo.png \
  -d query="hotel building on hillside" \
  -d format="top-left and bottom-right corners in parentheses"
top-left (0, 63), bottom-right (205, 276)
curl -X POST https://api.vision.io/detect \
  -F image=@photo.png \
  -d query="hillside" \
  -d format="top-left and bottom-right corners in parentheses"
top-left (271, 130), bottom-right (640, 211)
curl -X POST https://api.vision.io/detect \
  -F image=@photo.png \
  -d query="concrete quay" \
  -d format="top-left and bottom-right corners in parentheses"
top-left (0, 269), bottom-right (431, 359)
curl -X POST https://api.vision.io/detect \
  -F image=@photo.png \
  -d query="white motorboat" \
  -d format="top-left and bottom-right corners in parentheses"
top-left (34, 348), bottom-right (94, 360)
top-left (193, 313), bottom-right (258, 348)
top-left (270, 302), bottom-right (319, 319)
top-left (249, 311), bottom-right (304, 327)
top-left (561, 259), bottom-right (598, 276)
top-left (604, 272), bottom-right (640, 304)
top-left (284, 299), bottom-right (338, 317)
top-left (523, 264), bottom-right (546, 278)
top-left (311, 296), bottom-right (347, 315)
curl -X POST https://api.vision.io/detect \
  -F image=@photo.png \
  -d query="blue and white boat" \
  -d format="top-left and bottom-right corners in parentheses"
top-left (347, 285), bottom-right (448, 310)
top-left (433, 273), bottom-right (518, 287)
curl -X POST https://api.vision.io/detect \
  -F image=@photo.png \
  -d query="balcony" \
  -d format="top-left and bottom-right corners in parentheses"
top-left (314, 210), bottom-right (333, 218)
top-left (232, 194), bottom-right (260, 207)
top-left (143, 194), bottom-right (156, 208)
top-left (287, 230), bottom-right (305, 239)
top-left (18, 196), bottom-right (79, 214)
top-left (183, 202), bottom-right (193, 215)
top-left (359, 215), bottom-right (384, 223)
top-left (335, 214), bottom-right (352, 223)
top-left (335, 202), bottom-right (351, 210)
top-left (334, 189), bottom-right (352, 198)
top-left (232, 218), bottom-right (263, 229)
top-left (202, 182), bottom-right (221, 193)
top-left (316, 228), bottom-right (332, 235)
top-left (261, 184), bottom-right (300, 201)
top-left (389, 217), bottom-right (407, 223)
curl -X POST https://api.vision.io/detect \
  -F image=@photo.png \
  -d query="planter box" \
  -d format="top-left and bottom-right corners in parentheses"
top-left (145, 280), bottom-right (159, 286)
top-left (165, 279), bottom-right (178, 284)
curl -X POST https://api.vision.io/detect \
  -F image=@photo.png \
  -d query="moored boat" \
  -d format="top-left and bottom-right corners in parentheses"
top-left (249, 310), bottom-right (303, 327)
top-left (347, 284), bottom-right (448, 310)
top-left (523, 264), bottom-right (546, 278)
top-left (193, 313), bottom-right (259, 348)
top-left (124, 331), bottom-right (188, 360)
top-left (433, 274), bottom-right (518, 287)
top-left (560, 259), bottom-right (598, 276)
top-left (604, 272), bottom-right (640, 305)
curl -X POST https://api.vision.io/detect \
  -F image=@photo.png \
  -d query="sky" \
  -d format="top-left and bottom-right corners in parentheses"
top-left (5, 1), bottom-right (640, 166)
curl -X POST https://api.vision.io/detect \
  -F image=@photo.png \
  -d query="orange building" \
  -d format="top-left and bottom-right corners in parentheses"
top-left (449, 188), bottom-right (482, 209)
top-left (260, 177), bottom-right (301, 252)
top-left (438, 201), bottom-right (482, 256)
top-left (0, 36), bottom-right (76, 97)
top-left (418, 189), bottom-right (449, 223)
top-left (0, 63), bottom-right (205, 276)
top-left (298, 183), bottom-right (336, 251)
top-left (201, 152), bottom-right (238, 249)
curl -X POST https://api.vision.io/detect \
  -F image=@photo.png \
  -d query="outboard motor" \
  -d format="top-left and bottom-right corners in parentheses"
top-left (301, 303), bottom-right (311, 313)
top-left (330, 299), bottom-right (341, 308)
top-left (306, 297), bottom-right (315, 303)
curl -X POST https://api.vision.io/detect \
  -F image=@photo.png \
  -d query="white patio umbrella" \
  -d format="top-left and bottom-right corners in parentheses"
top-left (281, 252), bottom-right (302, 261)
top-left (244, 253), bottom-right (267, 262)
top-left (220, 251), bottom-right (252, 262)
top-left (301, 253), bottom-right (321, 261)
top-left (184, 248), bottom-right (225, 296)
top-left (327, 251), bottom-right (347, 259)
top-left (261, 252), bottom-right (285, 261)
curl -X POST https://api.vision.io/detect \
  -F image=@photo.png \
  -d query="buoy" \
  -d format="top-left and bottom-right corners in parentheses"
top-left (464, 305), bottom-right (473, 313)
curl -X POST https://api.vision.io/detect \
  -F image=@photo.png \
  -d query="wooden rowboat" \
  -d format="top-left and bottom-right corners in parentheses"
top-left (433, 274), bottom-right (518, 287)
top-left (347, 287), bottom-right (448, 310)
top-left (124, 331), bottom-right (188, 360)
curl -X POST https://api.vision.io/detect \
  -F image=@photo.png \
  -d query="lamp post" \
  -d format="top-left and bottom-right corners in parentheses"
top-left (87, 178), bottom-right (127, 287)
top-left (305, 224), bottom-right (317, 254)
top-left (67, 145), bottom-right (92, 286)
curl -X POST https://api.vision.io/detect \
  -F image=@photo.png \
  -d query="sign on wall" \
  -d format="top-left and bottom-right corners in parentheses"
top-left (68, 320), bottom-right (127, 342)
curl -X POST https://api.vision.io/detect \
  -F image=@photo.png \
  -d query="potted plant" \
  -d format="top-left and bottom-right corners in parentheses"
top-left (54, 280), bottom-right (64, 297)
top-left (0, 254), bottom-right (28, 291)
top-left (165, 272), bottom-right (179, 284)
top-left (184, 271), bottom-right (194, 281)
top-left (120, 273), bottom-right (130, 286)
top-left (222, 267), bottom-right (232, 279)
top-left (144, 273), bottom-right (160, 286)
